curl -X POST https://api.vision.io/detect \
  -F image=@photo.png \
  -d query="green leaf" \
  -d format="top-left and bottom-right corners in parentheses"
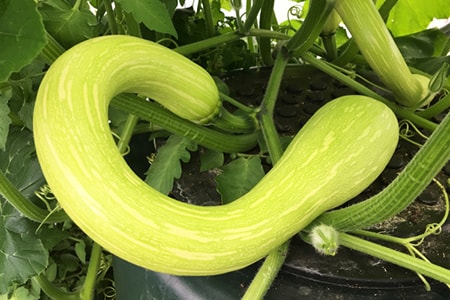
top-left (0, 127), bottom-right (48, 299)
top-left (74, 240), bottom-right (86, 264)
top-left (0, 128), bottom-right (49, 294)
top-left (215, 156), bottom-right (265, 204)
top-left (0, 0), bottom-right (47, 82)
top-left (411, 56), bottom-right (450, 79)
top-left (0, 88), bottom-right (11, 151)
top-left (3, 284), bottom-right (40, 300)
top-left (199, 149), bottom-right (224, 172)
top-left (384, 0), bottom-right (450, 36)
top-left (38, 0), bottom-right (97, 48)
top-left (116, 0), bottom-right (178, 38)
top-left (0, 127), bottom-right (46, 200)
top-left (145, 135), bottom-right (197, 195)
top-left (8, 58), bottom-right (46, 131)
top-left (0, 202), bottom-right (48, 294)
top-left (395, 28), bottom-right (450, 59)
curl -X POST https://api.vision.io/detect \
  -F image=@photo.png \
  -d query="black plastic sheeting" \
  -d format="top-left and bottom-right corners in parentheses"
top-left (113, 256), bottom-right (450, 300)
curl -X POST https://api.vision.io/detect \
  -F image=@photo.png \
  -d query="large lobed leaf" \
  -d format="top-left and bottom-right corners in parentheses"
top-left (38, 0), bottom-right (97, 48)
top-left (215, 156), bottom-right (265, 204)
top-left (0, 0), bottom-right (47, 82)
top-left (116, 0), bottom-right (178, 38)
top-left (381, 0), bottom-right (450, 36)
top-left (0, 128), bottom-right (48, 294)
top-left (145, 135), bottom-right (197, 195)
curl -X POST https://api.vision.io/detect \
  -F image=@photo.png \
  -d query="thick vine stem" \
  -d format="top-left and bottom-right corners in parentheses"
top-left (285, 0), bottom-right (336, 53)
top-left (338, 233), bottom-right (450, 286)
top-left (242, 242), bottom-right (290, 300)
top-left (417, 92), bottom-right (450, 119)
top-left (39, 32), bottom-right (65, 64)
top-left (211, 107), bottom-right (258, 134)
top-left (243, 47), bottom-right (290, 299)
top-left (257, 48), bottom-right (289, 160)
top-left (111, 94), bottom-right (259, 153)
top-left (80, 243), bottom-right (103, 300)
top-left (0, 170), bottom-right (69, 223)
top-left (258, 0), bottom-right (275, 66)
top-left (33, 274), bottom-right (80, 300)
top-left (243, 0), bottom-right (265, 32)
top-left (309, 110), bottom-right (450, 231)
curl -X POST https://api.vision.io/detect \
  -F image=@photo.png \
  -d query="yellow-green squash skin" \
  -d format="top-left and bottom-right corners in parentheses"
top-left (34, 35), bottom-right (399, 275)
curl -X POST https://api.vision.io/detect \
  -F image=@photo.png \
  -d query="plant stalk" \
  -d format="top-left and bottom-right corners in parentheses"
top-left (338, 233), bottom-right (450, 286)
top-left (80, 243), bottom-right (103, 300)
top-left (285, 0), bottom-right (336, 53)
top-left (258, 0), bottom-right (275, 66)
top-left (201, 0), bottom-right (215, 38)
top-left (102, 0), bottom-right (118, 35)
top-left (116, 115), bottom-right (139, 153)
top-left (34, 274), bottom-right (80, 300)
top-left (40, 32), bottom-right (65, 64)
top-left (111, 94), bottom-right (258, 153)
top-left (243, 46), bottom-right (290, 300)
top-left (244, 0), bottom-right (265, 32)
top-left (0, 171), bottom-right (69, 223)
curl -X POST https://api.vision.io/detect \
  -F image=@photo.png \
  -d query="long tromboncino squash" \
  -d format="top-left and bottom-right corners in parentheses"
top-left (335, 0), bottom-right (433, 107)
top-left (33, 35), bottom-right (399, 275)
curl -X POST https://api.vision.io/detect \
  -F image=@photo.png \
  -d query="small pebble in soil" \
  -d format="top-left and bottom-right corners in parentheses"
top-left (417, 188), bottom-right (440, 205)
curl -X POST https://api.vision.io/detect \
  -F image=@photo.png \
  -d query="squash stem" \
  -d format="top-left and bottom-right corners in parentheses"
top-left (200, 0), bottom-right (216, 38)
top-left (242, 241), bottom-right (290, 300)
top-left (111, 94), bottom-right (258, 153)
top-left (243, 0), bottom-right (264, 32)
top-left (33, 274), bottom-right (80, 300)
top-left (0, 170), bottom-right (69, 223)
top-left (102, 0), bottom-right (118, 35)
top-left (258, 0), bottom-right (275, 66)
top-left (116, 114), bottom-right (139, 153)
top-left (40, 32), bottom-right (65, 64)
top-left (285, 0), bottom-right (336, 53)
top-left (338, 232), bottom-right (450, 286)
top-left (80, 242), bottom-right (103, 300)
top-left (212, 107), bottom-right (258, 133)
top-left (243, 46), bottom-right (290, 300)
top-left (417, 92), bottom-right (450, 119)
top-left (321, 33), bottom-right (338, 61)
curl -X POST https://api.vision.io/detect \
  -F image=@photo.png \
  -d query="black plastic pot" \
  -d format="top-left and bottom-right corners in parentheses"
top-left (114, 67), bottom-right (450, 299)
top-left (113, 256), bottom-right (450, 299)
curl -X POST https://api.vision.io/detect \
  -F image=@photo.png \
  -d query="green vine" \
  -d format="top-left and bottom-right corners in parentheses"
top-left (349, 178), bottom-right (449, 290)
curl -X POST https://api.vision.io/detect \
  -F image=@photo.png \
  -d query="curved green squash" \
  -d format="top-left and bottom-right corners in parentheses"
top-left (33, 35), bottom-right (399, 275)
